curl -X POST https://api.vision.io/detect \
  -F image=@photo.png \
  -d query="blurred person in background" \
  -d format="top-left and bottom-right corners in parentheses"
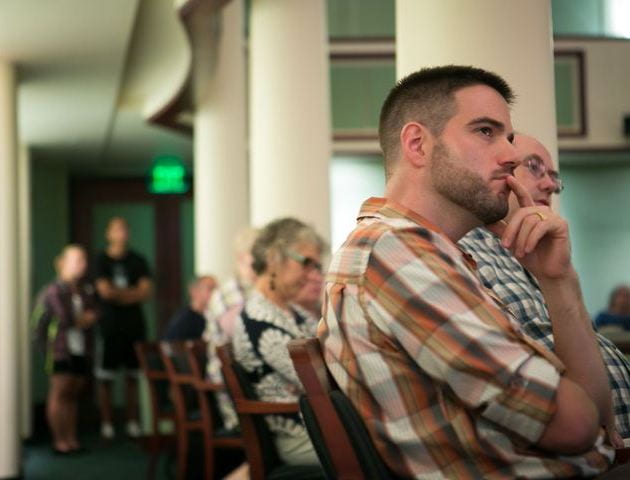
top-left (595, 285), bottom-right (630, 331)
top-left (94, 216), bottom-right (153, 440)
top-left (206, 227), bottom-right (259, 342)
top-left (231, 217), bottom-right (325, 467)
top-left (293, 258), bottom-right (325, 319)
top-left (163, 275), bottom-right (217, 341)
top-left (205, 227), bottom-right (259, 432)
top-left (33, 244), bottom-right (99, 454)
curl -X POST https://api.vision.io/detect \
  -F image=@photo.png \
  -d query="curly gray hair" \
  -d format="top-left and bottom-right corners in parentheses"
top-left (251, 217), bottom-right (325, 275)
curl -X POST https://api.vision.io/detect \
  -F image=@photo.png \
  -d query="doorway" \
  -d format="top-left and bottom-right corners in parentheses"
top-left (71, 177), bottom-right (194, 337)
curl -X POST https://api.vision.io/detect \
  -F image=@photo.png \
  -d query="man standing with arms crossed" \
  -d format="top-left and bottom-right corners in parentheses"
top-left (320, 65), bottom-right (626, 478)
top-left (95, 216), bottom-right (152, 440)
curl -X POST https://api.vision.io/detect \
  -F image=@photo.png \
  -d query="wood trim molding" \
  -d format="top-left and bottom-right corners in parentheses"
top-left (554, 35), bottom-right (630, 43)
top-left (554, 49), bottom-right (588, 138)
top-left (559, 146), bottom-right (630, 154)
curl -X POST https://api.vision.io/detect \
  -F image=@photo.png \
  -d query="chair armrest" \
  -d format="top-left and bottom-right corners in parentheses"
top-left (235, 399), bottom-right (300, 414)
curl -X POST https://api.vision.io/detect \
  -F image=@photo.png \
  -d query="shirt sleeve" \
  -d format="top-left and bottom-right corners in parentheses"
top-left (363, 227), bottom-right (561, 444)
top-left (137, 254), bottom-right (151, 279)
top-left (32, 288), bottom-right (52, 353)
top-left (93, 253), bottom-right (108, 281)
top-left (208, 288), bottom-right (228, 320)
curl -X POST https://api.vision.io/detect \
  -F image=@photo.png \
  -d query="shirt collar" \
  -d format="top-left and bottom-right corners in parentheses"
top-left (357, 197), bottom-right (477, 269)
top-left (357, 197), bottom-right (444, 235)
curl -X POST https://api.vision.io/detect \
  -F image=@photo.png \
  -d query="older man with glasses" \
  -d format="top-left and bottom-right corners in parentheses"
top-left (459, 133), bottom-right (630, 443)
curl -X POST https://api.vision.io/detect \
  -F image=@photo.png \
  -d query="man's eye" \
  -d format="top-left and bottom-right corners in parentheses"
top-left (479, 126), bottom-right (493, 136)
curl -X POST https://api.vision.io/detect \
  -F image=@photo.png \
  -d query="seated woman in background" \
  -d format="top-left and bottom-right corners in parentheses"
top-left (293, 261), bottom-right (325, 319)
top-left (32, 244), bottom-right (99, 454)
top-left (232, 217), bottom-right (325, 466)
top-left (595, 284), bottom-right (630, 331)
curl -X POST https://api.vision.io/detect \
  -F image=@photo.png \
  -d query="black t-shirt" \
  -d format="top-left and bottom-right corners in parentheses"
top-left (95, 249), bottom-right (151, 337)
top-left (163, 307), bottom-right (206, 341)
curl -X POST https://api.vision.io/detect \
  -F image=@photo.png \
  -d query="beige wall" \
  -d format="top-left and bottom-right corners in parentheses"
top-left (556, 38), bottom-right (630, 149)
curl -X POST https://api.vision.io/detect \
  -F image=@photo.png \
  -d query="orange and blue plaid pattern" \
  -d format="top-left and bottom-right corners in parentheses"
top-left (319, 197), bottom-right (613, 479)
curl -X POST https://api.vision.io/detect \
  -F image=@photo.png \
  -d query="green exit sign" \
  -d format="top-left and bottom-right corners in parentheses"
top-left (148, 157), bottom-right (188, 194)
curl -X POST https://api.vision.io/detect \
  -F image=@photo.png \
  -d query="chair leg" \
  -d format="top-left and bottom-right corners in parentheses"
top-left (146, 435), bottom-right (171, 480)
top-left (176, 427), bottom-right (189, 480)
top-left (202, 425), bottom-right (214, 480)
top-left (146, 451), bottom-right (159, 480)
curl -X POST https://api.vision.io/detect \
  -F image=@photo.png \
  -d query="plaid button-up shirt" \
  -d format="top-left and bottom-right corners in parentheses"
top-left (460, 226), bottom-right (630, 440)
top-left (319, 197), bottom-right (613, 479)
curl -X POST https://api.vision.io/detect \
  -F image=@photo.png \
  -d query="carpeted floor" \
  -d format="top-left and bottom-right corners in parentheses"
top-left (22, 434), bottom-right (174, 480)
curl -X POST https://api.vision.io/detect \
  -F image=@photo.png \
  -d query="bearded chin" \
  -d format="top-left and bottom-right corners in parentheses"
top-left (431, 163), bottom-right (509, 225)
top-left (472, 195), bottom-right (508, 225)
top-left (430, 140), bottom-right (510, 225)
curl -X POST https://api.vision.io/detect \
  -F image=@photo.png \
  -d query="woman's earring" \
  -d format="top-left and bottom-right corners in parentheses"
top-left (270, 272), bottom-right (276, 291)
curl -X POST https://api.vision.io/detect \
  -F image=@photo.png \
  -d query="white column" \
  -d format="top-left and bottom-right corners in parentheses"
top-left (396, 0), bottom-right (557, 162)
top-left (0, 61), bottom-right (20, 478)
top-left (193, 0), bottom-right (248, 281)
top-left (18, 145), bottom-right (32, 439)
top-left (249, 0), bottom-right (331, 240)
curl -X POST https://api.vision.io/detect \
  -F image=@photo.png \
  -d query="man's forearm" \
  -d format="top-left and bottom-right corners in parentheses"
top-left (114, 286), bottom-right (150, 304)
top-left (539, 268), bottom-right (612, 425)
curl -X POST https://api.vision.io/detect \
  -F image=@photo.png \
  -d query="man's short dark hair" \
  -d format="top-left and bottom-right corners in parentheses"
top-left (378, 65), bottom-right (515, 179)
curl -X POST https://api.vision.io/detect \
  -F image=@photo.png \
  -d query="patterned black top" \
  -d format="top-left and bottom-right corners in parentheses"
top-left (232, 290), bottom-right (317, 438)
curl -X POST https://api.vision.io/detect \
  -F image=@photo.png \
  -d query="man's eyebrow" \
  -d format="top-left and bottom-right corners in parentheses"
top-left (524, 153), bottom-right (543, 163)
top-left (523, 153), bottom-right (559, 173)
top-left (467, 117), bottom-right (505, 130)
top-left (467, 117), bottom-right (515, 142)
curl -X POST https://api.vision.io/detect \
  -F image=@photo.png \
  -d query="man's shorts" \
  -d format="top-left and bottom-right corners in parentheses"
top-left (95, 333), bottom-right (143, 380)
top-left (53, 355), bottom-right (91, 376)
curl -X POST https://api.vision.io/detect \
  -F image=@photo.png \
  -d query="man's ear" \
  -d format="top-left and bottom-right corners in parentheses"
top-left (400, 122), bottom-right (433, 168)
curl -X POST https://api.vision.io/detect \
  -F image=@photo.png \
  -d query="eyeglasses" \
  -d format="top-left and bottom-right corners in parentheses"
top-left (525, 156), bottom-right (564, 194)
top-left (286, 250), bottom-right (322, 273)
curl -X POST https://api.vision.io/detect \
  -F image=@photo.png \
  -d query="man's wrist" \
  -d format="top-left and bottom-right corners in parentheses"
top-left (536, 265), bottom-right (578, 287)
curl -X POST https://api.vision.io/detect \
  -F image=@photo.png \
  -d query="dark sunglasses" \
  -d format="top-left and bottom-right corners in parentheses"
top-left (286, 250), bottom-right (322, 273)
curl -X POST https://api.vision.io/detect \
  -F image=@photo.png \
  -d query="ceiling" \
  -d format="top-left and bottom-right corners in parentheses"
top-left (0, 0), bottom-right (193, 175)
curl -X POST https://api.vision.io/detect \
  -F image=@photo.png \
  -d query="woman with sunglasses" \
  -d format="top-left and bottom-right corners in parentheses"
top-left (231, 217), bottom-right (325, 467)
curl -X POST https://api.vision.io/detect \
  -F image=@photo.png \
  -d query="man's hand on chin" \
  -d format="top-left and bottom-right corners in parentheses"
top-left (486, 176), bottom-right (572, 280)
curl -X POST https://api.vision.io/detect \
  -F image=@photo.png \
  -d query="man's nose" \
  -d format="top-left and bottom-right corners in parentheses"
top-left (539, 173), bottom-right (557, 192)
top-left (497, 139), bottom-right (519, 170)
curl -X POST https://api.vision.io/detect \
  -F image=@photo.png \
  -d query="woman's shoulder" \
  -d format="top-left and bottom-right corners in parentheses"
top-left (242, 291), bottom-right (299, 333)
top-left (42, 280), bottom-right (66, 298)
top-left (244, 291), bottom-right (277, 321)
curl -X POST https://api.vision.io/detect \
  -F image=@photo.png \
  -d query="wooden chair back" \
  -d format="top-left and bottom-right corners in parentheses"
top-left (217, 344), bottom-right (299, 480)
top-left (288, 338), bottom-right (365, 479)
top-left (134, 341), bottom-right (176, 479)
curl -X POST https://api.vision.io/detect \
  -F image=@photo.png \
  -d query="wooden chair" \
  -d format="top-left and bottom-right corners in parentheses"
top-left (288, 338), bottom-right (402, 480)
top-left (160, 340), bottom-right (242, 480)
top-left (185, 339), bottom-right (244, 477)
top-left (135, 341), bottom-right (177, 480)
top-left (216, 343), bottom-right (324, 480)
top-left (289, 338), bottom-right (630, 480)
